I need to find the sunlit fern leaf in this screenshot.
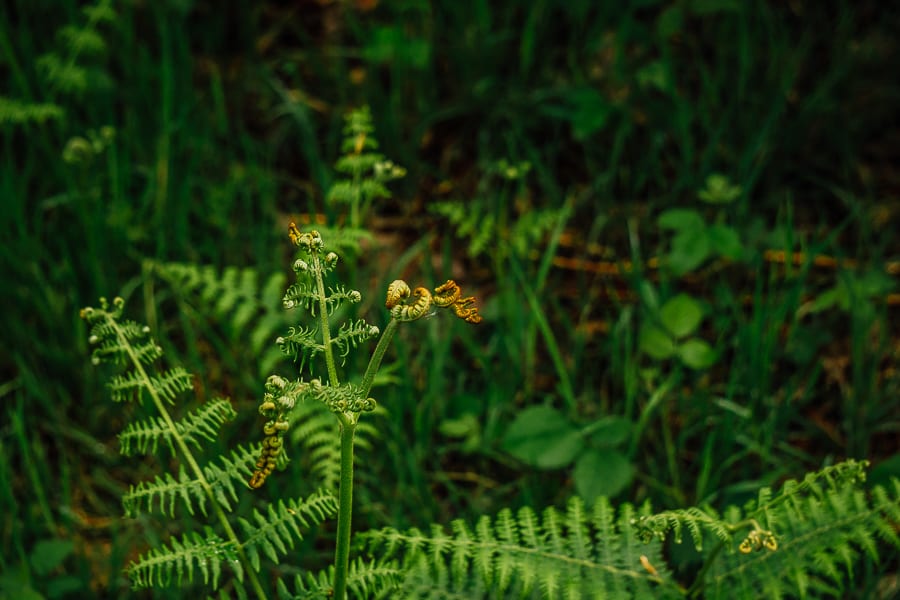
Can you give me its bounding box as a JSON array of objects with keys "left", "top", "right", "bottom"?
[
  {"left": 276, "top": 557, "right": 402, "bottom": 600},
  {"left": 119, "top": 397, "right": 236, "bottom": 456},
  {"left": 237, "top": 492, "right": 339, "bottom": 573},
  {"left": 126, "top": 526, "right": 242, "bottom": 590},
  {"left": 360, "top": 496, "right": 681, "bottom": 600}
]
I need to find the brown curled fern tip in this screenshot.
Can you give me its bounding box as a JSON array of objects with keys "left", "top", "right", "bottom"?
[
  {"left": 249, "top": 375, "right": 294, "bottom": 489},
  {"left": 387, "top": 278, "right": 482, "bottom": 324}
]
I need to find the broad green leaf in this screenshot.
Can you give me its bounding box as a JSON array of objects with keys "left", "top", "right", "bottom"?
[
  {"left": 574, "top": 448, "right": 634, "bottom": 503},
  {"left": 678, "top": 338, "right": 717, "bottom": 370},
  {"left": 502, "top": 406, "right": 583, "bottom": 469},
  {"left": 660, "top": 294, "right": 703, "bottom": 338},
  {"left": 639, "top": 323, "right": 676, "bottom": 360},
  {"left": 439, "top": 414, "right": 479, "bottom": 438},
  {"left": 585, "top": 416, "right": 633, "bottom": 448},
  {"left": 668, "top": 229, "right": 712, "bottom": 275},
  {"left": 30, "top": 539, "right": 75, "bottom": 576},
  {"left": 707, "top": 224, "right": 744, "bottom": 260},
  {"left": 657, "top": 208, "right": 704, "bottom": 232}
]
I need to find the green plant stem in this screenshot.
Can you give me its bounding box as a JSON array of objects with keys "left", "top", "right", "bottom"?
[
  {"left": 333, "top": 419, "right": 356, "bottom": 600},
  {"left": 332, "top": 318, "right": 399, "bottom": 598},
  {"left": 360, "top": 318, "right": 399, "bottom": 399},
  {"left": 108, "top": 312, "right": 268, "bottom": 600},
  {"left": 314, "top": 256, "right": 341, "bottom": 387}
]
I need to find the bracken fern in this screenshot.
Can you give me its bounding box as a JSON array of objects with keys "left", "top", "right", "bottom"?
[
  {"left": 81, "top": 297, "right": 337, "bottom": 598},
  {"left": 355, "top": 458, "right": 899, "bottom": 599}
]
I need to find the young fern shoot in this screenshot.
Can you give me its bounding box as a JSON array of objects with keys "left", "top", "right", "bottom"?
[{"left": 248, "top": 225, "right": 481, "bottom": 600}]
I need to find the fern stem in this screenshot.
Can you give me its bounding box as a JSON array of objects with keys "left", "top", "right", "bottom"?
[
  {"left": 331, "top": 318, "right": 399, "bottom": 598},
  {"left": 314, "top": 255, "right": 341, "bottom": 387},
  {"left": 107, "top": 313, "right": 268, "bottom": 600},
  {"left": 359, "top": 318, "right": 399, "bottom": 400},
  {"left": 333, "top": 420, "right": 356, "bottom": 600}
]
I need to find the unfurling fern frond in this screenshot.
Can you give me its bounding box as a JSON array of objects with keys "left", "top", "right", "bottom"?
[{"left": 359, "top": 496, "right": 683, "bottom": 600}]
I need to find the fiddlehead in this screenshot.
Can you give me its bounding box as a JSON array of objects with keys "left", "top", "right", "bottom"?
[
  {"left": 387, "top": 279, "right": 483, "bottom": 324},
  {"left": 249, "top": 375, "right": 296, "bottom": 489}
]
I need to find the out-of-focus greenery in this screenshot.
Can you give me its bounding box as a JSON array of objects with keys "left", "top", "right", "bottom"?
[{"left": 2, "top": 0, "right": 899, "bottom": 597}]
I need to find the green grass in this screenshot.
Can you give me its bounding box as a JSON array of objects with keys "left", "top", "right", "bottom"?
[{"left": 2, "top": 0, "right": 899, "bottom": 596}]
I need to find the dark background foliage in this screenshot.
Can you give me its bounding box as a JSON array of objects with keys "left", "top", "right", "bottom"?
[{"left": 2, "top": 0, "right": 899, "bottom": 596}]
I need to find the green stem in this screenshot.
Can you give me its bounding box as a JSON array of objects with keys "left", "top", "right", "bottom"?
[
  {"left": 360, "top": 318, "right": 399, "bottom": 399},
  {"left": 332, "top": 318, "right": 399, "bottom": 599},
  {"left": 333, "top": 420, "right": 356, "bottom": 600},
  {"left": 314, "top": 256, "right": 341, "bottom": 387}
]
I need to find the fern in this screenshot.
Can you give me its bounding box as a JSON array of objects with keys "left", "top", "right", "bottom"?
[
  {"left": 150, "top": 261, "right": 289, "bottom": 377},
  {"left": 238, "top": 492, "right": 340, "bottom": 573},
  {"left": 126, "top": 526, "right": 240, "bottom": 590},
  {"left": 357, "top": 459, "right": 900, "bottom": 599},
  {"left": 0, "top": 97, "right": 64, "bottom": 126},
  {"left": 119, "top": 397, "right": 237, "bottom": 456},
  {"left": 82, "top": 297, "right": 336, "bottom": 597},
  {"left": 4, "top": 0, "right": 115, "bottom": 127},
  {"left": 360, "top": 495, "right": 683, "bottom": 599},
  {"left": 325, "top": 105, "right": 405, "bottom": 231},
  {"left": 277, "top": 557, "right": 403, "bottom": 599}
]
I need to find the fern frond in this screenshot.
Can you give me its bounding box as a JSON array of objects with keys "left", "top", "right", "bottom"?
[
  {"left": 202, "top": 443, "right": 261, "bottom": 508},
  {"left": 238, "top": 491, "right": 339, "bottom": 573},
  {"left": 288, "top": 400, "right": 381, "bottom": 494},
  {"left": 0, "top": 96, "right": 64, "bottom": 126},
  {"left": 331, "top": 319, "right": 380, "bottom": 361},
  {"left": 123, "top": 465, "right": 207, "bottom": 518},
  {"left": 152, "top": 261, "right": 289, "bottom": 374},
  {"left": 360, "top": 496, "right": 683, "bottom": 599},
  {"left": 289, "top": 401, "right": 341, "bottom": 492},
  {"left": 276, "top": 558, "right": 402, "bottom": 600},
  {"left": 84, "top": 297, "right": 268, "bottom": 594},
  {"left": 108, "top": 366, "right": 193, "bottom": 404},
  {"left": 283, "top": 281, "right": 320, "bottom": 313},
  {"left": 126, "top": 526, "right": 242, "bottom": 590},
  {"left": 278, "top": 325, "right": 322, "bottom": 365},
  {"left": 121, "top": 442, "right": 258, "bottom": 519},
  {"left": 304, "top": 225, "right": 373, "bottom": 258},
  {"left": 703, "top": 475, "right": 900, "bottom": 599},
  {"left": 119, "top": 397, "right": 236, "bottom": 456}
]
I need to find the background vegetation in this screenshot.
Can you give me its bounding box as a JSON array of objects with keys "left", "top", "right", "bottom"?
[{"left": 2, "top": 0, "right": 899, "bottom": 597}]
